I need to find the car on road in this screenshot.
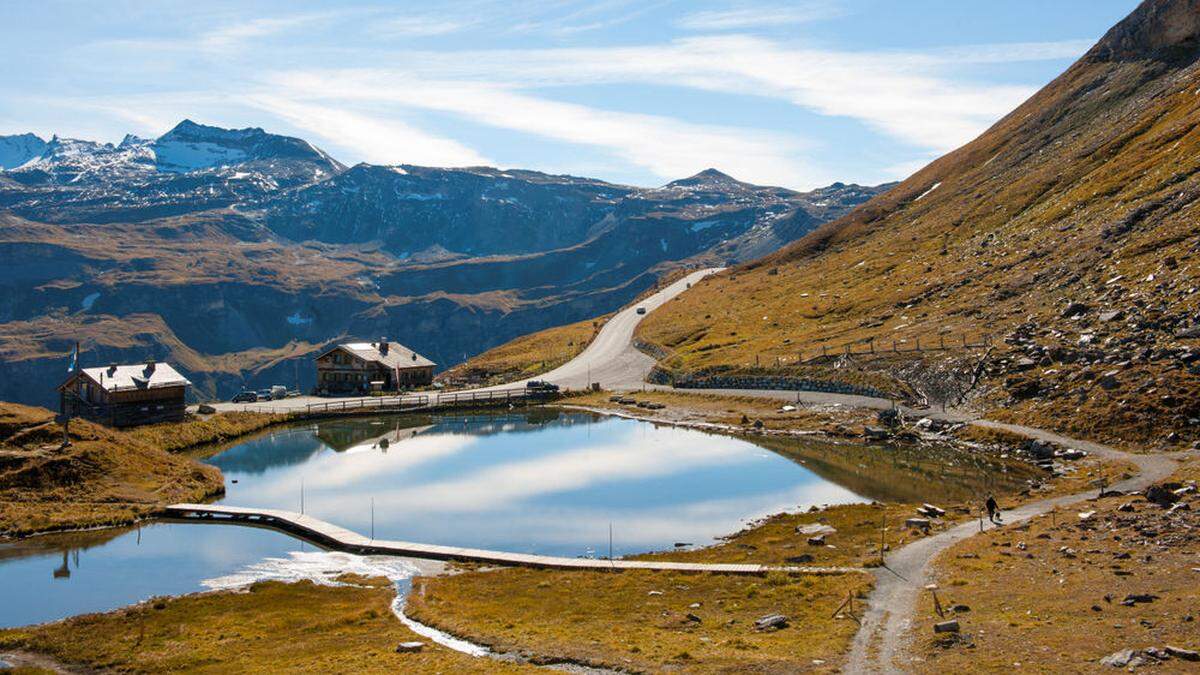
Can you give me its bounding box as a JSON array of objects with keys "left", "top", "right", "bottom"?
[
  {"left": 526, "top": 380, "right": 560, "bottom": 393},
  {"left": 231, "top": 391, "right": 257, "bottom": 403},
  {"left": 636, "top": 306, "right": 647, "bottom": 314},
  {"left": 270, "top": 385, "right": 287, "bottom": 400},
  {"left": 256, "top": 389, "right": 274, "bottom": 401}
]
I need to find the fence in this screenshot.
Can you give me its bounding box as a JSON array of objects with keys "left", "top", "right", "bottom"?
[
  {"left": 791, "top": 332, "right": 993, "bottom": 365},
  {"left": 298, "top": 387, "right": 548, "bottom": 418}
]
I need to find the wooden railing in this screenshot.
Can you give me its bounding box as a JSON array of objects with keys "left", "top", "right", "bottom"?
[{"left": 301, "top": 387, "right": 548, "bottom": 417}]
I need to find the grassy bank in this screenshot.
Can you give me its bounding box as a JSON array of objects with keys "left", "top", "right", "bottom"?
[
  {"left": 407, "top": 568, "right": 871, "bottom": 673},
  {"left": 0, "top": 403, "right": 277, "bottom": 537},
  {"left": 437, "top": 314, "right": 611, "bottom": 387},
  {"left": 910, "top": 458, "right": 1200, "bottom": 672},
  {"left": 0, "top": 576, "right": 531, "bottom": 673}
]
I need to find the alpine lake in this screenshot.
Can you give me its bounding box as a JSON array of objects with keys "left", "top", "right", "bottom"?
[{"left": 0, "top": 408, "right": 1036, "bottom": 627}]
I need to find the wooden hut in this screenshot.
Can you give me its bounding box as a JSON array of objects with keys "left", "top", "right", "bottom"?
[{"left": 58, "top": 360, "right": 191, "bottom": 427}]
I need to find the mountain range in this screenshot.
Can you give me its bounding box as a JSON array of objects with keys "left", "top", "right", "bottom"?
[{"left": 0, "top": 120, "right": 890, "bottom": 405}]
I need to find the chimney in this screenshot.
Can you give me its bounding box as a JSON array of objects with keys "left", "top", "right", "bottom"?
[
  {"left": 412, "top": 351, "right": 417, "bottom": 361},
  {"left": 379, "top": 338, "right": 389, "bottom": 355},
  {"left": 145, "top": 359, "right": 156, "bottom": 375},
  {"left": 108, "top": 363, "right": 118, "bottom": 376}
]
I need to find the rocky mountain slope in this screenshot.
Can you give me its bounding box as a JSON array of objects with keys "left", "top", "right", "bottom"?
[
  {"left": 639, "top": 0, "right": 1200, "bottom": 447},
  {"left": 0, "top": 122, "right": 886, "bottom": 405}
]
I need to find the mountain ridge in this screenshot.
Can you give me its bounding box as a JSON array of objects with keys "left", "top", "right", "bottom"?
[
  {"left": 638, "top": 0, "right": 1200, "bottom": 447},
  {"left": 0, "top": 120, "right": 890, "bottom": 405}
]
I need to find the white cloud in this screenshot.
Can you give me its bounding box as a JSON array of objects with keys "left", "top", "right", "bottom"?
[
  {"left": 370, "top": 16, "right": 475, "bottom": 38},
  {"left": 678, "top": 2, "right": 845, "bottom": 31},
  {"left": 362, "top": 34, "right": 1082, "bottom": 153},
  {"left": 246, "top": 94, "right": 492, "bottom": 167},
  {"left": 198, "top": 14, "right": 331, "bottom": 53},
  {"left": 268, "top": 71, "right": 823, "bottom": 185}
]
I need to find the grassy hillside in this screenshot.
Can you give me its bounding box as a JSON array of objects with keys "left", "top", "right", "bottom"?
[
  {"left": 437, "top": 314, "right": 611, "bottom": 386},
  {"left": 0, "top": 403, "right": 273, "bottom": 536},
  {"left": 639, "top": 0, "right": 1200, "bottom": 448}
]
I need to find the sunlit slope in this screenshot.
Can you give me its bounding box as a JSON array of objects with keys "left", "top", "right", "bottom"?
[{"left": 639, "top": 0, "right": 1200, "bottom": 445}]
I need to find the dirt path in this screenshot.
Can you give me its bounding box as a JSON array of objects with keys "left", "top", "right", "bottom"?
[{"left": 842, "top": 418, "right": 1184, "bottom": 674}]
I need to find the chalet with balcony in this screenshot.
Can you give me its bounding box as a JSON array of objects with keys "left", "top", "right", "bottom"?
[
  {"left": 58, "top": 360, "right": 191, "bottom": 427},
  {"left": 315, "top": 339, "right": 435, "bottom": 395}
]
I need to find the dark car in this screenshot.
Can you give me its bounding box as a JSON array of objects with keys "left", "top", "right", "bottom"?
[
  {"left": 526, "top": 380, "right": 560, "bottom": 393},
  {"left": 231, "top": 391, "right": 258, "bottom": 403}
]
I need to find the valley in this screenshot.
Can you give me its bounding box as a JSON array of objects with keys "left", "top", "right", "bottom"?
[{"left": 0, "top": 123, "right": 888, "bottom": 407}]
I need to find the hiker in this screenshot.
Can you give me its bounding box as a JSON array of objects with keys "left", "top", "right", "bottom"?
[{"left": 985, "top": 494, "right": 1001, "bottom": 524}]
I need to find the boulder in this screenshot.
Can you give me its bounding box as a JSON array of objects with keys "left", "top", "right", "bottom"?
[
  {"left": 197, "top": 403, "right": 217, "bottom": 414},
  {"left": 395, "top": 642, "right": 425, "bottom": 653},
  {"left": 918, "top": 503, "right": 946, "bottom": 517},
  {"left": 1165, "top": 646, "right": 1200, "bottom": 661},
  {"left": 754, "top": 614, "right": 789, "bottom": 631},
  {"left": 905, "top": 517, "right": 932, "bottom": 531},
  {"left": 1145, "top": 485, "right": 1180, "bottom": 507},
  {"left": 933, "top": 620, "right": 960, "bottom": 633},
  {"left": 1100, "top": 649, "right": 1146, "bottom": 668},
  {"left": 785, "top": 554, "right": 815, "bottom": 564},
  {"left": 807, "top": 534, "right": 826, "bottom": 546},
  {"left": 1061, "top": 301, "right": 1090, "bottom": 318},
  {"left": 863, "top": 426, "right": 890, "bottom": 441}
]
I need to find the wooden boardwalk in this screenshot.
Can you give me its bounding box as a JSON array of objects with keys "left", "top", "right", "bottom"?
[{"left": 163, "top": 503, "right": 863, "bottom": 576}]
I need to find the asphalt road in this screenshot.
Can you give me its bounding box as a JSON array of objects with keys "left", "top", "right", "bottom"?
[{"left": 203, "top": 267, "right": 722, "bottom": 413}]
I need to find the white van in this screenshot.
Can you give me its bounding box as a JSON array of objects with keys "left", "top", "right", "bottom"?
[{"left": 270, "top": 385, "right": 288, "bottom": 400}]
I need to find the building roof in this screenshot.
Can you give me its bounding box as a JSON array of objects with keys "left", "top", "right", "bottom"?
[
  {"left": 61, "top": 361, "right": 191, "bottom": 393},
  {"left": 319, "top": 341, "right": 436, "bottom": 369}
]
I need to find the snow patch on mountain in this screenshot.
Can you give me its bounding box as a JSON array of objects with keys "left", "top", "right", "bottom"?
[{"left": 153, "top": 139, "right": 249, "bottom": 173}]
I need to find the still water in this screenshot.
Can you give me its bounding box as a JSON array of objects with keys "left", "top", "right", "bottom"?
[{"left": 0, "top": 410, "right": 1029, "bottom": 627}]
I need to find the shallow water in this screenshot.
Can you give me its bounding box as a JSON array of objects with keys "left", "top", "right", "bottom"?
[{"left": 0, "top": 409, "right": 1030, "bottom": 628}]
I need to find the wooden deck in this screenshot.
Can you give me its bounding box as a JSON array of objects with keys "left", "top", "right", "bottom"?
[{"left": 163, "top": 503, "right": 864, "bottom": 576}]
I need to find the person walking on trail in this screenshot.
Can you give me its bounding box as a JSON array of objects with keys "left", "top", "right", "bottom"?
[{"left": 985, "top": 494, "right": 1001, "bottom": 524}]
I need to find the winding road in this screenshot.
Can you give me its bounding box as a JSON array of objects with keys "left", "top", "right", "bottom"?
[
  {"left": 204, "top": 265, "right": 1187, "bottom": 672},
  {"left": 521, "top": 276, "right": 1186, "bottom": 673}
]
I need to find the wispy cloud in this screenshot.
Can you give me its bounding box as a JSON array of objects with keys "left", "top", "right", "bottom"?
[
  {"left": 247, "top": 95, "right": 492, "bottom": 167},
  {"left": 198, "top": 13, "right": 332, "bottom": 53},
  {"left": 369, "top": 16, "right": 475, "bottom": 38},
  {"left": 678, "top": 2, "right": 845, "bottom": 31},
  {"left": 268, "top": 71, "right": 822, "bottom": 186},
  {"left": 350, "top": 35, "right": 1081, "bottom": 153}
]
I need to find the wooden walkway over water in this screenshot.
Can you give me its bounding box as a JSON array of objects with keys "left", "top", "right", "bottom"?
[{"left": 163, "top": 503, "right": 863, "bottom": 576}]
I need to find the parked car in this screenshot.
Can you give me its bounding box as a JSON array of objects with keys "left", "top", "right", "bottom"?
[
  {"left": 270, "top": 385, "right": 287, "bottom": 400},
  {"left": 256, "top": 389, "right": 274, "bottom": 401},
  {"left": 636, "top": 306, "right": 647, "bottom": 315},
  {"left": 231, "top": 391, "right": 257, "bottom": 403},
  {"left": 526, "top": 380, "right": 560, "bottom": 393}
]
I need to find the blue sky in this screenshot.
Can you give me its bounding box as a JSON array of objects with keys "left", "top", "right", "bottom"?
[{"left": 0, "top": 0, "right": 1138, "bottom": 189}]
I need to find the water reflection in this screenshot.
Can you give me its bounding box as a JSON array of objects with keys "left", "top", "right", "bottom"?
[
  {"left": 0, "top": 523, "right": 306, "bottom": 627},
  {"left": 1, "top": 409, "right": 1036, "bottom": 628},
  {"left": 206, "top": 413, "right": 865, "bottom": 556}
]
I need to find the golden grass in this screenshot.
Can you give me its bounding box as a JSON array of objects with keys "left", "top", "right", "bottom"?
[
  {"left": 407, "top": 568, "right": 871, "bottom": 673},
  {"left": 0, "top": 404, "right": 279, "bottom": 536},
  {"left": 636, "top": 43, "right": 1200, "bottom": 447},
  {"left": 0, "top": 577, "right": 532, "bottom": 673},
  {"left": 636, "top": 502, "right": 955, "bottom": 569},
  {"left": 568, "top": 389, "right": 871, "bottom": 432},
  {"left": 911, "top": 490, "right": 1200, "bottom": 673},
  {"left": 438, "top": 314, "right": 611, "bottom": 386}
]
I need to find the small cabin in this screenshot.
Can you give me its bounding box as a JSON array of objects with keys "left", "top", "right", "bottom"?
[
  {"left": 58, "top": 360, "right": 191, "bottom": 427},
  {"left": 315, "top": 339, "right": 435, "bottom": 395}
]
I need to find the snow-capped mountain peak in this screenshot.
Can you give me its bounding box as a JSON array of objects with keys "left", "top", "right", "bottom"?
[{"left": 0, "top": 133, "right": 48, "bottom": 170}]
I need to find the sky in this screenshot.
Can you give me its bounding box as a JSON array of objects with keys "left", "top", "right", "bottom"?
[{"left": 0, "top": 0, "right": 1140, "bottom": 190}]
